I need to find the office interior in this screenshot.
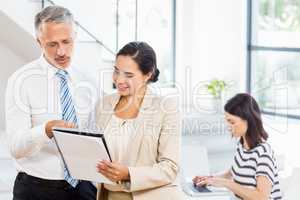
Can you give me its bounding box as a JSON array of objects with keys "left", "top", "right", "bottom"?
[{"left": 0, "top": 0, "right": 299, "bottom": 199}]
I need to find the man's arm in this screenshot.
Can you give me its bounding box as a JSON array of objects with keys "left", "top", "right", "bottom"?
[
  {"left": 5, "top": 77, "right": 51, "bottom": 159},
  {"left": 5, "top": 77, "right": 73, "bottom": 159}
]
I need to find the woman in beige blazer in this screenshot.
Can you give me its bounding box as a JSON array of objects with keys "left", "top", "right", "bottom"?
[{"left": 94, "top": 42, "right": 183, "bottom": 200}]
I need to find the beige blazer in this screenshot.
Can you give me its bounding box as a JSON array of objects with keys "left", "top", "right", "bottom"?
[{"left": 95, "top": 87, "right": 183, "bottom": 200}]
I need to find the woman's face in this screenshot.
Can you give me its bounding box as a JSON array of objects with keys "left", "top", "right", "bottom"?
[
  {"left": 113, "top": 55, "right": 151, "bottom": 97},
  {"left": 225, "top": 112, "right": 248, "bottom": 138}
]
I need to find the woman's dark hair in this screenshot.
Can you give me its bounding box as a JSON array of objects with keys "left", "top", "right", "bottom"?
[
  {"left": 116, "top": 41, "right": 160, "bottom": 83},
  {"left": 224, "top": 93, "right": 268, "bottom": 149}
]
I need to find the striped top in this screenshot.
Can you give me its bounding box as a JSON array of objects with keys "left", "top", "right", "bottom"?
[{"left": 231, "top": 142, "right": 282, "bottom": 200}]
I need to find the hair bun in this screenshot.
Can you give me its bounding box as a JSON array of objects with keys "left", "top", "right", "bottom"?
[{"left": 151, "top": 68, "right": 160, "bottom": 82}]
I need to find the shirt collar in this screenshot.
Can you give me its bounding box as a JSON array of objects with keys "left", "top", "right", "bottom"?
[{"left": 38, "top": 55, "right": 74, "bottom": 81}]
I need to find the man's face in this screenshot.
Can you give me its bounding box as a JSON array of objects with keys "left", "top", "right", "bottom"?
[{"left": 37, "top": 22, "right": 75, "bottom": 69}]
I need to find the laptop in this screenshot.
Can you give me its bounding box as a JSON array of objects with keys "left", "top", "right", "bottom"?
[{"left": 180, "top": 145, "right": 230, "bottom": 197}]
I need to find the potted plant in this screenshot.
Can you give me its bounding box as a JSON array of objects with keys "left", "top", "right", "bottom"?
[{"left": 205, "top": 79, "right": 229, "bottom": 113}]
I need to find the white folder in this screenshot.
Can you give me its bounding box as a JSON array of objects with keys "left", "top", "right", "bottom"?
[{"left": 53, "top": 127, "right": 115, "bottom": 184}]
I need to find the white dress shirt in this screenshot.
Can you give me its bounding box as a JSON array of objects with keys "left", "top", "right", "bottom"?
[{"left": 5, "top": 55, "right": 100, "bottom": 180}]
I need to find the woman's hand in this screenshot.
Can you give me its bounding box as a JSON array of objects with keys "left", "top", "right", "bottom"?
[
  {"left": 198, "top": 176, "right": 231, "bottom": 188},
  {"left": 96, "top": 160, "right": 130, "bottom": 182},
  {"left": 192, "top": 175, "right": 213, "bottom": 186}
]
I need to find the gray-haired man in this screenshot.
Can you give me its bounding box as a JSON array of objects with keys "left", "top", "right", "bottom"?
[{"left": 5, "top": 6, "right": 97, "bottom": 200}]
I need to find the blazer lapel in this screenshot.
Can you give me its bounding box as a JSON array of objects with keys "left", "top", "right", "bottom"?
[
  {"left": 121, "top": 87, "right": 154, "bottom": 166},
  {"left": 96, "top": 93, "right": 120, "bottom": 129}
]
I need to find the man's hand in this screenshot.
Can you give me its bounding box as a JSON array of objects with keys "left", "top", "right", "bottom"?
[{"left": 45, "top": 120, "right": 76, "bottom": 138}]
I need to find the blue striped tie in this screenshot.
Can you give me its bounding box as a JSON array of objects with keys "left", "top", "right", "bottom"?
[{"left": 56, "top": 69, "right": 79, "bottom": 187}]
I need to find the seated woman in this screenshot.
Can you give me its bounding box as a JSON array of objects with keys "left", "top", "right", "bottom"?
[
  {"left": 94, "top": 42, "right": 183, "bottom": 200},
  {"left": 193, "top": 93, "right": 282, "bottom": 200}
]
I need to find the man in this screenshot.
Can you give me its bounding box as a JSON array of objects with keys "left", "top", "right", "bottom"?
[{"left": 5, "top": 6, "right": 97, "bottom": 200}]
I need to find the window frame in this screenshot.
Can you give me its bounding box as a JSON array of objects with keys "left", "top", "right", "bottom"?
[{"left": 247, "top": 0, "right": 300, "bottom": 120}]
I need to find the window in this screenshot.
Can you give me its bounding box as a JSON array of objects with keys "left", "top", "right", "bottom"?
[
  {"left": 117, "top": 0, "right": 176, "bottom": 86},
  {"left": 248, "top": 0, "right": 300, "bottom": 118}
]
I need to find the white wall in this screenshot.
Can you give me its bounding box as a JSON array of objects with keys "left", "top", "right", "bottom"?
[
  {"left": 0, "top": 0, "right": 40, "bottom": 36},
  {"left": 176, "top": 0, "right": 247, "bottom": 108}
]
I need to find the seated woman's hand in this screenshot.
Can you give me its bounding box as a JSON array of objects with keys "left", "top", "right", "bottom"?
[
  {"left": 199, "top": 176, "right": 230, "bottom": 188},
  {"left": 192, "top": 176, "right": 213, "bottom": 186},
  {"left": 96, "top": 160, "right": 130, "bottom": 182}
]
